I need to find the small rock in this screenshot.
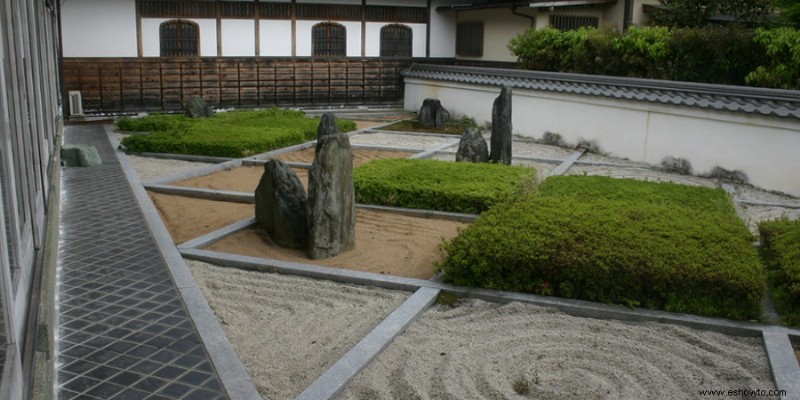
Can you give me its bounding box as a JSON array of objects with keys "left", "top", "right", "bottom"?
[
  {"left": 419, "top": 98, "right": 449, "bottom": 129},
  {"left": 661, "top": 157, "right": 693, "bottom": 175},
  {"left": 708, "top": 166, "right": 748, "bottom": 184},
  {"left": 455, "top": 128, "right": 489, "bottom": 163},
  {"left": 61, "top": 145, "right": 102, "bottom": 167},
  {"left": 184, "top": 96, "right": 213, "bottom": 118},
  {"left": 255, "top": 159, "right": 308, "bottom": 249}
]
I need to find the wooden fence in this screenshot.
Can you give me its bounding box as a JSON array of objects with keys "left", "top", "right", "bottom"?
[{"left": 63, "top": 57, "right": 445, "bottom": 113}]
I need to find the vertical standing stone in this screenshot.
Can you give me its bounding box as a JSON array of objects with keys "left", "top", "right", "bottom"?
[
  {"left": 254, "top": 159, "right": 308, "bottom": 249},
  {"left": 419, "top": 98, "right": 449, "bottom": 129},
  {"left": 490, "top": 86, "right": 513, "bottom": 165},
  {"left": 455, "top": 127, "right": 489, "bottom": 163},
  {"left": 307, "top": 113, "right": 356, "bottom": 259}
]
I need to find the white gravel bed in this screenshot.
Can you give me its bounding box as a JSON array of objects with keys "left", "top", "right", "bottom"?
[{"left": 349, "top": 132, "right": 457, "bottom": 150}]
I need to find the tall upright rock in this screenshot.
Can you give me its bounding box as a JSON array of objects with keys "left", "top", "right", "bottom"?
[
  {"left": 254, "top": 159, "right": 308, "bottom": 249},
  {"left": 490, "top": 86, "right": 513, "bottom": 165},
  {"left": 419, "top": 98, "right": 449, "bottom": 129},
  {"left": 455, "top": 127, "right": 489, "bottom": 163},
  {"left": 307, "top": 113, "right": 356, "bottom": 259}
]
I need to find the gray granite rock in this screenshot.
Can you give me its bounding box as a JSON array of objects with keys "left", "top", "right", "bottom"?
[
  {"left": 61, "top": 145, "right": 102, "bottom": 167},
  {"left": 307, "top": 114, "right": 356, "bottom": 259},
  {"left": 490, "top": 86, "right": 512, "bottom": 165},
  {"left": 184, "top": 96, "right": 214, "bottom": 118},
  {"left": 456, "top": 128, "right": 489, "bottom": 163},
  {"left": 255, "top": 159, "right": 308, "bottom": 249},
  {"left": 419, "top": 98, "right": 449, "bottom": 129}
]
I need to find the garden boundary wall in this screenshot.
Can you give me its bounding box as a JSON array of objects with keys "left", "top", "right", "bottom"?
[
  {"left": 403, "top": 64, "right": 800, "bottom": 197},
  {"left": 63, "top": 57, "right": 455, "bottom": 114}
]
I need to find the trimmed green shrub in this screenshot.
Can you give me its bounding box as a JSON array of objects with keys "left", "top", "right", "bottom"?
[
  {"left": 353, "top": 159, "right": 536, "bottom": 214},
  {"left": 758, "top": 219, "right": 800, "bottom": 326},
  {"left": 438, "top": 176, "right": 765, "bottom": 321},
  {"left": 118, "top": 108, "right": 356, "bottom": 158}
]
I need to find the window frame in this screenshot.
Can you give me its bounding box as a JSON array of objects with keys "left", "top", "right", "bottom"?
[
  {"left": 455, "top": 21, "right": 484, "bottom": 58},
  {"left": 380, "top": 24, "right": 413, "bottom": 58},
  {"left": 312, "top": 22, "right": 347, "bottom": 57},
  {"left": 159, "top": 19, "right": 200, "bottom": 57}
]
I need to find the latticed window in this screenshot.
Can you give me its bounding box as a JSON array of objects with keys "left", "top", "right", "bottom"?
[
  {"left": 380, "top": 24, "right": 412, "bottom": 57},
  {"left": 549, "top": 15, "right": 599, "bottom": 31},
  {"left": 160, "top": 20, "right": 199, "bottom": 57},
  {"left": 312, "top": 22, "right": 346, "bottom": 57},
  {"left": 456, "top": 22, "right": 483, "bottom": 57}
]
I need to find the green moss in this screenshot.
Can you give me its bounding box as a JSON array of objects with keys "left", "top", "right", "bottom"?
[
  {"left": 759, "top": 218, "right": 800, "bottom": 327},
  {"left": 438, "top": 175, "right": 765, "bottom": 321},
  {"left": 118, "top": 108, "right": 357, "bottom": 158},
  {"left": 381, "top": 118, "right": 476, "bottom": 135},
  {"left": 353, "top": 159, "right": 536, "bottom": 214}
]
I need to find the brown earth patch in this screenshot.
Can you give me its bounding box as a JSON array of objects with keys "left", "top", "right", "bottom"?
[
  {"left": 149, "top": 192, "right": 254, "bottom": 244},
  {"left": 272, "top": 147, "right": 413, "bottom": 165},
  {"left": 205, "top": 209, "right": 466, "bottom": 279}
]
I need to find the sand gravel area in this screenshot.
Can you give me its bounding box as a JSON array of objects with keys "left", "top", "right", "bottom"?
[
  {"left": 117, "top": 125, "right": 800, "bottom": 400},
  {"left": 186, "top": 260, "right": 408, "bottom": 400},
  {"left": 340, "top": 299, "right": 778, "bottom": 400},
  {"left": 205, "top": 209, "right": 466, "bottom": 279},
  {"left": 125, "top": 154, "right": 214, "bottom": 182}
]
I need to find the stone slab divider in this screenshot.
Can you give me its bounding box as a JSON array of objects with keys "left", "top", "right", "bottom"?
[
  {"left": 763, "top": 327, "right": 800, "bottom": 400},
  {"left": 549, "top": 148, "right": 587, "bottom": 176},
  {"left": 127, "top": 152, "right": 234, "bottom": 164},
  {"left": 105, "top": 126, "right": 263, "bottom": 400},
  {"left": 177, "top": 218, "right": 258, "bottom": 250},
  {"left": 295, "top": 287, "right": 441, "bottom": 400},
  {"left": 145, "top": 184, "right": 256, "bottom": 204},
  {"left": 409, "top": 139, "right": 461, "bottom": 160}
]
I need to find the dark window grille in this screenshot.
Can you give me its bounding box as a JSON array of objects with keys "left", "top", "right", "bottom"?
[
  {"left": 549, "top": 14, "right": 599, "bottom": 30},
  {"left": 160, "top": 20, "right": 199, "bottom": 57},
  {"left": 366, "top": 6, "right": 427, "bottom": 23},
  {"left": 219, "top": 2, "right": 255, "bottom": 18},
  {"left": 456, "top": 22, "right": 483, "bottom": 57},
  {"left": 312, "top": 22, "right": 346, "bottom": 57},
  {"left": 259, "top": 2, "right": 292, "bottom": 19},
  {"left": 380, "top": 24, "right": 412, "bottom": 57},
  {"left": 140, "top": 1, "right": 216, "bottom": 18},
  {"left": 298, "top": 4, "right": 361, "bottom": 20}
]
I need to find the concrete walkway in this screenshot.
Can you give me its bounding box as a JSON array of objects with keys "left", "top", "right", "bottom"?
[{"left": 56, "top": 125, "right": 235, "bottom": 400}]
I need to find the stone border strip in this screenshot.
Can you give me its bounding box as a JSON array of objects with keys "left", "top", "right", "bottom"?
[
  {"left": 549, "top": 148, "right": 588, "bottom": 176},
  {"left": 105, "top": 126, "right": 262, "bottom": 400},
  {"left": 295, "top": 287, "right": 440, "bottom": 400},
  {"left": 356, "top": 204, "right": 478, "bottom": 223},
  {"left": 146, "top": 159, "right": 244, "bottom": 186},
  {"left": 763, "top": 327, "right": 800, "bottom": 399},
  {"left": 126, "top": 152, "right": 234, "bottom": 164},
  {"left": 177, "top": 218, "right": 257, "bottom": 250},
  {"left": 145, "top": 184, "right": 256, "bottom": 204},
  {"left": 409, "top": 139, "right": 461, "bottom": 160},
  {"left": 737, "top": 199, "right": 800, "bottom": 209}
]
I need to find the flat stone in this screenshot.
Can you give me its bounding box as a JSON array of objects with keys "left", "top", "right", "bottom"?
[
  {"left": 455, "top": 128, "right": 489, "bottom": 163},
  {"left": 490, "top": 86, "right": 512, "bottom": 165},
  {"left": 307, "top": 114, "right": 356, "bottom": 260},
  {"left": 255, "top": 159, "right": 308, "bottom": 249}
]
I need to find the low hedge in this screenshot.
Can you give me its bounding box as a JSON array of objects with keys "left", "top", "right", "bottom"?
[
  {"left": 758, "top": 219, "right": 800, "bottom": 326},
  {"left": 438, "top": 176, "right": 765, "bottom": 320},
  {"left": 353, "top": 159, "right": 536, "bottom": 214},
  {"left": 119, "top": 108, "right": 356, "bottom": 158}
]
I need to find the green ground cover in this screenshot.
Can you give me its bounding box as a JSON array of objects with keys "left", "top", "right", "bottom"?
[
  {"left": 353, "top": 159, "right": 536, "bottom": 214},
  {"left": 758, "top": 219, "right": 800, "bottom": 327},
  {"left": 118, "top": 108, "right": 356, "bottom": 158},
  {"left": 438, "top": 175, "right": 766, "bottom": 321}
]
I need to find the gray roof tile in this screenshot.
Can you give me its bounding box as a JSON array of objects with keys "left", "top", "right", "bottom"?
[{"left": 403, "top": 64, "right": 800, "bottom": 120}]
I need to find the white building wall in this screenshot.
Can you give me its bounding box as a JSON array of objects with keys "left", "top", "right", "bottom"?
[
  {"left": 404, "top": 79, "right": 800, "bottom": 197},
  {"left": 141, "top": 18, "right": 218, "bottom": 57},
  {"left": 61, "top": 0, "right": 138, "bottom": 57},
  {"left": 260, "top": 20, "right": 294, "bottom": 56},
  {"left": 364, "top": 23, "right": 427, "bottom": 57},
  {"left": 429, "top": 0, "right": 458, "bottom": 57},
  {"left": 295, "top": 20, "right": 361, "bottom": 57},
  {"left": 221, "top": 20, "right": 256, "bottom": 56},
  {"left": 457, "top": 8, "right": 533, "bottom": 62}
]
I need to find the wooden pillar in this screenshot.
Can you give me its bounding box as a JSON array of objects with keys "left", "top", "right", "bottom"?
[
  {"left": 361, "top": 0, "right": 366, "bottom": 57},
  {"left": 291, "top": 0, "right": 297, "bottom": 57}
]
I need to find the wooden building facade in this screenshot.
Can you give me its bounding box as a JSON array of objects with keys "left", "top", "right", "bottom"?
[{"left": 1, "top": 0, "right": 63, "bottom": 398}]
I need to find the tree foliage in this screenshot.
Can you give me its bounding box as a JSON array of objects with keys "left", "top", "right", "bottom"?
[{"left": 651, "top": 0, "right": 773, "bottom": 27}]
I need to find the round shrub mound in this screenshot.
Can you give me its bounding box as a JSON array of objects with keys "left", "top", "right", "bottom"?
[
  {"left": 439, "top": 176, "right": 765, "bottom": 321},
  {"left": 353, "top": 159, "right": 536, "bottom": 214}
]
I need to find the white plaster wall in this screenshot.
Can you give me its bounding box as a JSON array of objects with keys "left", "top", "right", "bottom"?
[
  {"left": 364, "top": 23, "right": 427, "bottom": 57},
  {"left": 141, "top": 19, "right": 218, "bottom": 57},
  {"left": 405, "top": 79, "right": 800, "bottom": 196},
  {"left": 61, "top": 0, "right": 137, "bottom": 57},
  {"left": 260, "top": 20, "right": 293, "bottom": 56},
  {"left": 429, "top": 0, "right": 458, "bottom": 58},
  {"left": 221, "top": 20, "right": 256, "bottom": 56},
  {"left": 456, "top": 8, "right": 533, "bottom": 62},
  {"left": 296, "top": 21, "right": 361, "bottom": 57}
]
